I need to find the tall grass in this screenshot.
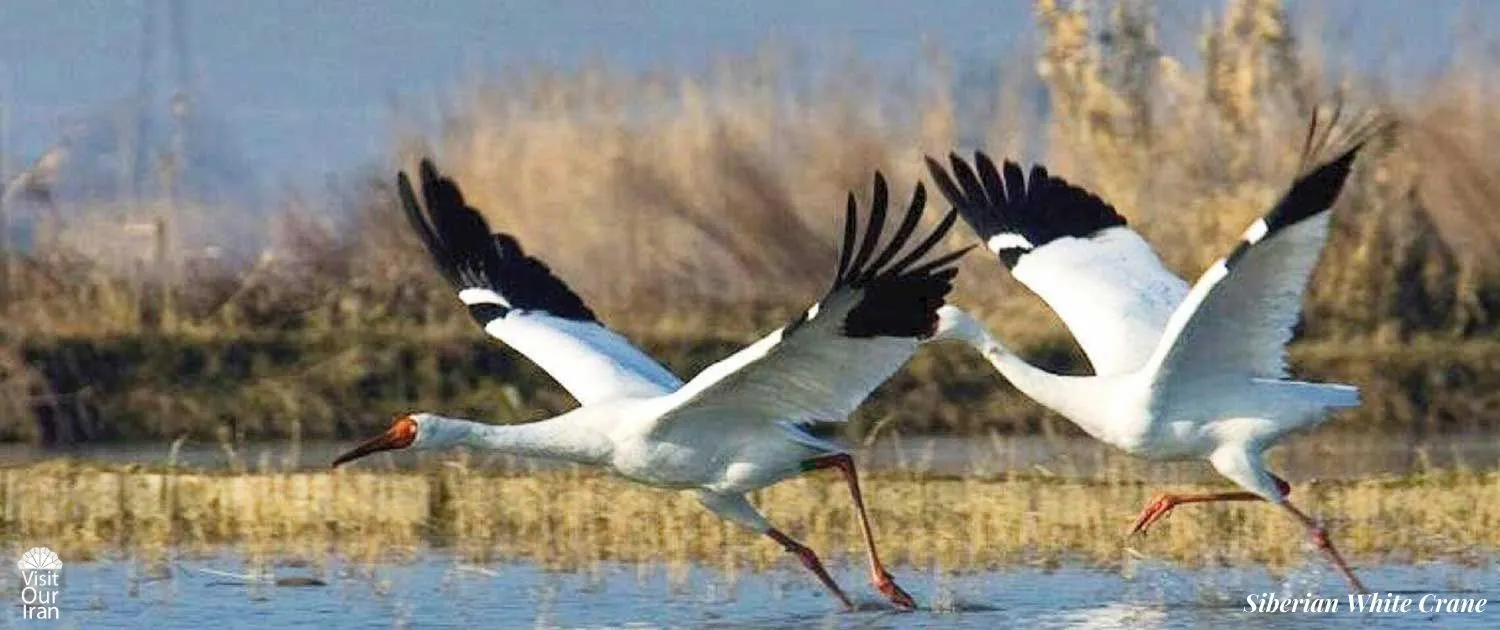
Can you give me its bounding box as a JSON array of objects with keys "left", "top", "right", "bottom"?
[
  {"left": 3, "top": 461, "right": 1495, "bottom": 572},
  {"left": 2, "top": 0, "right": 1499, "bottom": 442}
]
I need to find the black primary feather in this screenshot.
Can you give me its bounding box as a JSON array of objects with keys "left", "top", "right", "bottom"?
[
  {"left": 397, "top": 159, "right": 598, "bottom": 324},
  {"left": 1223, "top": 107, "right": 1393, "bottom": 271},
  {"left": 789, "top": 173, "right": 970, "bottom": 339},
  {"left": 925, "top": 152, "right": 1126, "bottom": 269},
  {"left": 1260, "top": 108, "right": 1386, "bottom": 236},
  {"left": 842, "top": 172, "right": 890, "bottom": 283},
  {"left": 1259, "top": 144, "right": 1361, "bottom": 233}
]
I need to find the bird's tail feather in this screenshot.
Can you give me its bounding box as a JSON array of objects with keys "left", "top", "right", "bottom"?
[{"left": 1254, "top": 378, "right": 1361, "bottom": 409}]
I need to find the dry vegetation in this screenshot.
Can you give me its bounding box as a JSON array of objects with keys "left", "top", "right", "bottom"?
[
  {"left": 2, "top": 460, "right": 1494, "bottom": 573},
  {"left": 2, "top": 0, "right": 1499, "bottom": 443}
]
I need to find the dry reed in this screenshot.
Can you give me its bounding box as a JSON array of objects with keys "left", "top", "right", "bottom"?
[
  {"left": 2, "top": 0, "right": 1499, "bottom": 443},
  {"left": 2, "top": 461, "right": 1494, "bottom": 574}
]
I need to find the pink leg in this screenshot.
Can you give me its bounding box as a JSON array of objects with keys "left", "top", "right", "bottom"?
[
  {"left": 805, "top": 453, "right": 916, "bottom": 609},
  {"left": 1131, "top": 475, "right": 1293, "bottom": 534},
  {"left": 1129, "top": 474, "right": 1367, "bottom": 593},
  {"left": 1131, "top": 491, "right": 1264, "bottom": 534},
  {"left": 766, "top": 528, "right": 854, "bottom": 610},
  {"left": 1280, "top": 502, "right": 1369, "bottom": 594}
]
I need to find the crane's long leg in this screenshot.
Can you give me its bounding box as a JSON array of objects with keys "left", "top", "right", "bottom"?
[
  {"left": 1281, "top": 501, "right": 1369, "bottom": 594},
  {"left": 803, "top": 453, "right": 916, "bottom": 609},
  {"left": 1143, "top": 451, "right": 1369, "bottom": 594},
  {"left": 695, "top": 491, "right": 854, "bottom": 610},
  {"left": 765, "top": 528, "right": 854, "bottom": 610},
  {"left": 1130, "top": 474, "right": 1292, "bottom": 534}
]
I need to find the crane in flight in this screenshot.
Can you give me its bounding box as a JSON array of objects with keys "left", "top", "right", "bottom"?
[
  {"left": 925, "top": 109, "right": 1388, "bottom": 593},
  {"left": 334, "top": 159, "right": 972, "bottom": 610}
]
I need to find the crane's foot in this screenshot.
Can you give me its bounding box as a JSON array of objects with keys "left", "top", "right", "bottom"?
[
  {"left": 874, "top": 571, "right": 916, "bottom": 610},
  {"left": 1130, "top": 493, "right": 1179, "bottom": 535}
]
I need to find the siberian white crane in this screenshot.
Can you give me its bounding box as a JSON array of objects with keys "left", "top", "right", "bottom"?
[
  {"left": 925, "top": 110, "right": 1387, "bottom": 593},
  {"left": 333, "top": 159, "right": 972, "bottom": 610}
]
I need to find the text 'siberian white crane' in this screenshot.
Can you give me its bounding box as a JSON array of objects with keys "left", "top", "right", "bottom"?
[
  {"left": 333, "top": 159, "right": 973, "bottom": 610},
  {"left": 925, "top": 110, "right": 1388, "bottom": 593}
]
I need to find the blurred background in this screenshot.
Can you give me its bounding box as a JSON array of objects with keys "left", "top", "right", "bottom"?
[{"left": 1, "top": 0, "right": 1497, "bottom": 451}]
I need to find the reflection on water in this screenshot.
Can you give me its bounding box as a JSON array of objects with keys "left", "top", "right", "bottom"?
[
  {"left": 6, "top": 555, "right": 1492, "bottom": 629},
  {"left": 1, "top": 432, "right": 1493, "bottom": 481}
]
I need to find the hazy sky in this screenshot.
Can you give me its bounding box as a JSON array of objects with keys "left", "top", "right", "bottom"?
[{"left": 0, "top": 0, "right": 1491, "bottom": 192}]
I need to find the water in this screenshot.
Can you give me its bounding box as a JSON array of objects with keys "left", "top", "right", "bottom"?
[{"left": 3, "top": 555, "right": 1494, "bottom": 629}]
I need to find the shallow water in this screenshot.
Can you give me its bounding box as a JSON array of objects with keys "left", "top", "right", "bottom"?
[{"left": 4, "top": 555, "right": 1494, "bottom": 629}]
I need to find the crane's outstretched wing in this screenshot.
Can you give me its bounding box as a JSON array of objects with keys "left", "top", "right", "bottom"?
[
  {"left": 653, "top": 174, "right": 968, "bottom": 438},
  {"left": 1144, "top": 112, "right": 1385, "bottom": 411},
  {"left": 926, "top": 153, "right": 1188, "bottom": 375},
  {"left": 399, "top": 160, "right": 683, "bottom": 405}
]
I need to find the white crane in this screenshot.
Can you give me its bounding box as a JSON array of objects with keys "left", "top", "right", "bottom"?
[
  {"left": 925, "top": 110, "right": 1387, "bottom": 593},
  {"left": 333, "top": 159, "right": 973, "bottom": 610}
]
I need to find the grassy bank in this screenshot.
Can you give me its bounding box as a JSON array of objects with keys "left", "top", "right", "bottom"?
[
  {"left": 4, "top": 330, "right": 1499, "bottom": 443},
  {"left": 3, "top": 0, "right": 1499, "bottom": 443},
  {"left": 2, "top": 462, "right": 1495, "bottom": 573}
]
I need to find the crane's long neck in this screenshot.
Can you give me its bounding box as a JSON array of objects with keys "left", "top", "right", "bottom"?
[
  {"left": 423, "top": 414, "right": 613, "bottom": 466},
  {"left": 931, "top": 307, "right": 1117, "bottom": 440}
]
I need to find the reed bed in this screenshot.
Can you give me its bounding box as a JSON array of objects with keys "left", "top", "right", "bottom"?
[
  {"left": 2, "top": 0, "right": 1500, "bottom": 444},
  {"left": 2, "top": 461, "right": 1494, "bottom": 574}
]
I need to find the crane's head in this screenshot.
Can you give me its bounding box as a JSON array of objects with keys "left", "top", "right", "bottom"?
[{"left": 332, "top": 413, "right": 427, "bottom": 467}]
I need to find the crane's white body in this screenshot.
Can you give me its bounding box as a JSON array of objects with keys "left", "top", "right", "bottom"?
[
  {"left": 416, "top": 279, "right": 948, "bottom": 528},
  {"left": 338, "top": 161, "right": 966, "bottom": 608},
  {"left": 409, "top": 395, "right": 834, "bottom": 497},
  {"left": 926, "top": 122, "right": 1372, "bottom": 503},
  {"left": 927, "top": 115, "right": 1382, "bottom": 592}
]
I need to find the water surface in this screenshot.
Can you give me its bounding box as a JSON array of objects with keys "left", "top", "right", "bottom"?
[{"left": 4, "top": 555, "right": 1494, "bottom": 629}]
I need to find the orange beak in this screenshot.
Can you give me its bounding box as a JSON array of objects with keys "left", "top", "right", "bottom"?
[{"left": 332, "top": 416, "right": 418, "bottom": 467}]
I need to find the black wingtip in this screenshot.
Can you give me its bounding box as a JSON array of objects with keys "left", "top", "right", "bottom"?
[
  {"left": 814, "top": 172, "right": 969, "bottom": 340},
  {"left": 1261, "top": 129, "right": 1371, "bottom": 234},
  {"left": 844, "top": 173, "right": 890, "bottom": 281},
  {"left": 398, "top": 157, "right": 600, "bottom": 324},
  {"left": 418, "top": 159, "right": 442, "bottom": 200},
  {"left": 923, "top": 154, "right": 944, "bottom": 175},
  {"left": 862, "top": 182, "right": 928, "bottom": 280},
  {"left": 925, "top": 152, "right": 1125, "bottom": 269},
  {"left": 973, "top": 152, "right": 1007, "bottom": 203},
  {"left": 835, "top": 192, "right": 859, "bottom": 282},
  {"left": 906, "top": 242, "right": 975, "bottom": 278}
]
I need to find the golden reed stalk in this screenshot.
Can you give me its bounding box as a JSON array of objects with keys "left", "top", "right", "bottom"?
[{"left": 3, "top": 461, "right": 1494, "bottom": 572}]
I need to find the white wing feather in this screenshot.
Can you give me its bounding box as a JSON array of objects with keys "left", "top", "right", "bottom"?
[
  {"left": 484, "top": 313, "right": 683, "bottom": 404},
  {"left": 925, "top": 154, "right": 1187, "bottom": 375},
  {"left": 1145, "top": 132, "right": 1371, "bottom": 412},
  {"left": 655, "top": 291, "right": 920, "bottom": 433},
  {"left": 1011, "top": 227, "right": 1189, "bottom": 374},
  {"left": 401, "top": 160, "right": 683, "bottom": 406},
  {"left": 649, "top": 173, "right": 964, "bottom": 437},
  {"left": 1146, "top": 213, "right": 1330, "bottom": 402}
]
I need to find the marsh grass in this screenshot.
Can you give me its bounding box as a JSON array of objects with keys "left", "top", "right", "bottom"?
[
  {"left": 2, "top": 461, "right": 1494, "bottom": 574},
  {"left": 3, "top": 0, "right": 1500, "bottom": 443},
  {"left": 6, "top": 333, "right": 1499, "bottom": 445}
]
